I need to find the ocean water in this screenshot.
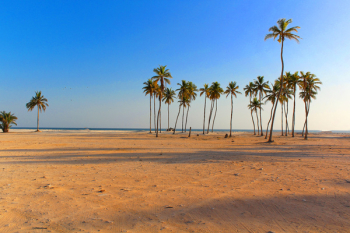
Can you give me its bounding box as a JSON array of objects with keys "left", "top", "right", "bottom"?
[{"left": 11, "top": 127, "right": 345, "bottom": 133}]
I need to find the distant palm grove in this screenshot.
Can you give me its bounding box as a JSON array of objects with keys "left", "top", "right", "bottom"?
[{"left": 143, "top": 18, "right": 322, "bottom": 141}]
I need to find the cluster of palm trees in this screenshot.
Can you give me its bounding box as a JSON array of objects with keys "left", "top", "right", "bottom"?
[
  {"left": 143, "top": 72, "right": 242, "bottom": 137},
  {"left": 245, "top": 72, "right": 321, "bottom": 140}
]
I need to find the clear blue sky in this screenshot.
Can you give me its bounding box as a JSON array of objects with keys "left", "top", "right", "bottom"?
[{"left": 1, "top": 0, "right": 349, "bottom": 130}]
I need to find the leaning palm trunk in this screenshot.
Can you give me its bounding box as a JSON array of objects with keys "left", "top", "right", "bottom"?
[
  {"left": 304, "top": 100, "right": 309, "bottom": 139},
  {"left": 182, "top": 105, "right": 185, "bottom": 133},
  {"left": 149, "top": 95, "right": 152, "bottom": 133},
  {"left": 251, "top": 110, "right": 256, "bottom": 135},
  {"left": 259, "top": 92, "right": 263, "bottom": 136},
  {"left": 255, "top": 110, "right": 259, "bottom": 135},
  {"left": 167, "top": 104, "right": 170, "bottom": 130},
  {"left": 284, "top": 102, "right": 288, "bottom": 136},
  {"left": 265, "top": 102, "right": 275, "bottom": 139},
  {"left": 211, "top": 100, "right": 218, "bottom": 132},
  {"left": 173, "top": 105, "right": 182, "bottom": 134},
  {"left": 302, "top": 101, "right": 310, "bottom": 137},
  {"left": 229, "top": 94, "right": 233, "bottom": 137},
  {"left": 37, "top": 107, "right": 40, "bottom": 131},
  {"left": 203, "top": 96, "right": 206, "bottom": 134},
  {"left": 185, "top": 107, "right": 190, "bottom": 132},
  {"left": 268, "top": 40, "right": 284, "bottom": 142},
  {"left": 207, "top": 100, "right": 214, "bottom": 134},
  {"left": 154, "top": 96, "right": 156, "bottom": 133},
  {"left": 156, "top": 97, "right": 161, "bottom": 137},
  {"left": 292, "top": 88, "right": 296, "bottom": 137}
]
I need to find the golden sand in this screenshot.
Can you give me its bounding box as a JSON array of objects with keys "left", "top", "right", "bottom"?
[{"left": 0, "top": 131, "right": 349, "bottom": 232}]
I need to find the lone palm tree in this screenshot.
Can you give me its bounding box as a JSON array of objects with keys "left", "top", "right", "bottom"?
[
  {"left": 225, "top": 81, "right": 241, "bottom": 137},
  {"left": 287, "top": 71, "right": 300, "bottom": 137},
  {"left": 253, "top": 76, "right": 270, "bottom": 136},
  {"left": 143, "top": 79, "right": 158, "bottom": 133},
  {"left": 152, "top": 65, "right": 172, "bottom": 137},
  {"left": 0, "top": 111, "right": 18, "bottom": 133},
  {"left": 244, "top": 82, "right": 256, "bottom": 135},
  {"left": 265, "top": 18, "right": 300, "bottom": 142},
  {"left": 162, "top": 88, "right": 176, "bottom": 130},
  {"left": 209, "top": 82, "right": 224, "bottom": 132},
  {"left": 26, "top": 91, "right": 49, "bottom": 132},
  {"left": 200, "top": 84, "right": 210, "bottom": 135}
]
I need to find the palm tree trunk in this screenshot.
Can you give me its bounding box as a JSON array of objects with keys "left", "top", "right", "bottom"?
[
  {"left": 259, "top": 92, "right": 263, "bottom": 136},
  {"left": 160, "top": 108, "right": 162, "bottom": 133},
  {"left": 230, "top": 94, "right": 233, "bottom": 137},
  {"left": 302, "top": 102, "right": 310, "bottom": 136},
  {"left": 182, "top": 105, "right": 184, "bottom": 133},
  {"left": 185, "top": 107, "right": 190, "bottom": 132},
  {"left": 154, "top": 96, "right": 156, "bottom": 133},
  {"left": 255, "top": 110, "right": 259, "bottom": 135},
  {"left": 173, "top": 105, "right": 181, "bottom": 134},
  {"left": 149, "top": 95, "right": 152, "bottom": 133},
  {"left": 37, "top": 106, "right": 39, "bottom": 131},
  {"left": 251, "top": 110, "right": 256, "bottom": 135},
  {"left": 211, "top": 99, "right": 218, "bottom": 132},
  {"left": 281, "top": 101, "right": 283, "bottom": 136},
  {"left": 268, "top": 40, "right": 284, "bottom": 142},
  {"left": 203, "top": 96, "right": 206, "bottom": 135},
  {"left": 265, "top": 101, "right": 275, "bottom": 139},
  {"left": 168, "top": 104, "right": 169, "bottom": 131},
  {"left": 207, "top": 100, "right": 214, "bottom": 134},
  {"left": 284, "top": 102, "right": 288, "bottom": 136},
  {"left": 292, "top": 87, "right": 296, "bottom": 137},
  {"left": 304, "top": 100, "right": 308, "bottom": 140},
  {"left": 156, "top": 97, "right": 161, "bottom": 137}
]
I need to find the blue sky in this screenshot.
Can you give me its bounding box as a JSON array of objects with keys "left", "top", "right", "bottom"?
[{"left": 1, "top": 0, "right": 349, "bottom": 130}]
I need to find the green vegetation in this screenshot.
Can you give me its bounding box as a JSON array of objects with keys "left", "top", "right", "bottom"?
[
  {"left": 26, "top": 91, "right": 49, "bottom": 132},
  {"left": 0, "top": 111, "right": 18, "bottom": 133}
]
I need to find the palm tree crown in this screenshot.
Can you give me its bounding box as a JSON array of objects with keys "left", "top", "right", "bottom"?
[
  {"left": 265, "top": 18, "right": 301, "bottom": 43},
  {"left": 0, "top": 111, "right": 18, "bottom": 133},
  {"left": 26, "top": 91, "right": 49, "bottom": 112},
  {"left": 162, "top": 88, "right": 176, "bottom": 105},
  {"left": 225, "top": 81, "right": 242, "bottom": 97}
]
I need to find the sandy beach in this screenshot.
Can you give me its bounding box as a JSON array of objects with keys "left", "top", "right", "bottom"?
[{"left": 0, "top": 130, "right": 350, "bottom": 232}]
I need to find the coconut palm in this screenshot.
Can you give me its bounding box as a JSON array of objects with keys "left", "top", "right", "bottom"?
[
  {"left": 143, "top": 79, "right": 158, "bottom": 133},
  {"left": 287, "top": 71, "right": 300, "bottom": 137},
  {"left": 244, "top": 82, "right": 256, "bottom": 135},
  {"left": 200, "top": 84, "right": 210, "bottom": 135},
  {"left": 209, "top": 82, "right": 224, "bottom": 132},
  {"left": 0, "top": 111, "right": 18, "bottom": 133},
  {"left": 265, "top": 18, "right": 300, "bottom": 142},
  {"left": 264, "top": 81, "right": 280, "bottom": 139},
  {"left": 299, "top": 72, "right": 322, "bottom": 139},
  {"left": 184, "top": 82, "right": 198, "bottom": 132},
  {"left": 162, "top": 88, "right": 176, "bottom": 130},
  {"left": 248, "top": 98, "right": 262, "bottom": 131},
  {"left": 26, "top": 91, "right": 49, "bottom": 132},
  {"left": 176, "top": 80, "right": 189, "bottom": 133},
  {"left": 253, "top": 76, "right": 270, "bottom": 136},
  {"left": 173, "top": 96, "right": 190, "bottom": 134},
  {"left": 152, "top": 65, "right": 172, "bottom": 137},
  {"left": 225, "top": 81, "right": 241, "bottom": 137}
]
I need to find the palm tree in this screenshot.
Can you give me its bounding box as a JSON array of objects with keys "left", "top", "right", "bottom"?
[
  {"left": 152, "top": 65, "right": 172, "bottom": 137},
  {"left": 143, "top": 79, "right": 158, "bottom": 133},
  {"left": 173, "top": 96, "right": 190, "bottom": 134},
  {"left": 209, "top": 82, "right": 224, "bottom": 132},
  {"left": 26, "top": 91, "right": 49, "bottom": 132},
  {"left": 253, "top": 76, "right": 270, "bottom": 136},
  {"left": 225, "top": 81, "right": 241, "bottom": 137},
  {"left": 162, "top": 88, "right": 176, "bottom": 130},
  {"left": 287, "top": 71, "right": 300, "bottom": 137},
  {"left": 200, "top": 84, "right": 210, "bottom": 135},
  {"left": 176, "top": 80, "right": 189, "bottom": 133},
  {"left": 299, "top": 72, "right": 322, "bottom": 139},
  {"left": 281, "top": 73, "right": 293, "bottom": 136},
  {"left": 264, "top": 81, "right": 280, "bottom": 139},
  {"left": 0, "top": 111, "right": 18, "bottom": 133},
  {"left": 265, "top": 18, "right": 300, "bottom": 142},
  {"left": 244, "top": 82, "right": 256, "bottom": 135},
  {"left": 248, "top": 98, "right": 262, "bottom": 132},
  {"left": 185, "top": 82, "right": 198, "bottom": 132}
]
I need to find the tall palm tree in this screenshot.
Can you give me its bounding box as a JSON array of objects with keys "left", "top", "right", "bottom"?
[
  {"left": 244, "top": 82, "right": 256, "bottom": 135},
  {"left": 248, "top": 97, "right": 262, "bottom": 132},
  {"left": 264, "top": 81, "right": 280, "bottom": 139},
  {"left": 209, "top": 82, "right": 224, "bottom": 132},
  {"left": 0, "top": 111, "right": 18, "bottom": 133},
  {"left": 152, "top": 65, "right": 172, "bottom": 137},
  {"left": 143, "top": 79, "right": 158, "bottom": 133},
  {"left": 200, "top": 84, "right": 210, "bottom": 135},
  {"left": 162, "top": 88, "right": 176, "bottom": 130},
  {"left": 173, "top": 96, "right": 190, "bottom": 134},
  {"left": 225, "top": 81, "right": 241, "bottom": 137},
  {"left": 253, "top": 76, "right": 270, "bottom": 136},
  {"left": 185, "top": 82, "right": 198, "bottom": 132},
  {"left": 265, "top": 18, "right": 300, "bottom": 142},
  {"left": 176, "top": 80, "right": 189, "bottom": 133},
  {"left": 299, "top": 72, "right": 322, "bottom": 139},
  {"left": 26, "top": 91, "right": 49, "bottom": 132},
  {"left": 287, "top": 71, "right": 300, "bottom": 137}
]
